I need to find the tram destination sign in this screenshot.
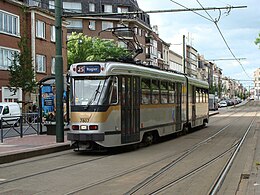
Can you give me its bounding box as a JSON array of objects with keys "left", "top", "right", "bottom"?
[{"left": 76, "top": 65, "right": 101, "bottom": 74}]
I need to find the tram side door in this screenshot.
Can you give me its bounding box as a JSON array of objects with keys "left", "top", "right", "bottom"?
[
  {"left": 120, "top": 76, "right": 140, "bottom": 144},
  {"left": 175, "top": 83, "right": 182, "bottom": 131},
  {"left": 192, "top": 86, "right": 196, "bottom": 126}
]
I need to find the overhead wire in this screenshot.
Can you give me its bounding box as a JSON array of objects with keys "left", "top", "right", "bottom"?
[
  {"left": 169, "top": 0, "right": 251, "bottom": 79},
  {"left": 195, "top": 0, "right": 251, "bottom": 79}
]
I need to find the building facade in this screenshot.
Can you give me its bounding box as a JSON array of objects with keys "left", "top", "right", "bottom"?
[
  {"left": 254, "top": 68, "right": 260, "bottom": 100},
  {"left": 0, "top": 0, "right": 67, "bottom": 103}
]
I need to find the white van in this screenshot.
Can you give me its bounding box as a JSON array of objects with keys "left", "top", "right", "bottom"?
[{"left": 0, "top": 102, "right": 21, "bottom": 127}]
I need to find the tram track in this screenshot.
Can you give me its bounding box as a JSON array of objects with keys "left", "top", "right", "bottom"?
[
  {"left": 0, "top": 102, "right": 254, "bottom": 194},
  {"left": 0, "top": 155, "right": 109, "bottom": 185},
  {"left": 64, "top": 110, "right": 252, "bottom": 194},
  {"left": 144, "top": 114, "right": 257, "bottom": 195}
]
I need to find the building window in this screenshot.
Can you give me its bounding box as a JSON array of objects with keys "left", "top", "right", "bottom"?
[
  {"left": 29, "top": 0, "right": 41, "bottom": 6},
  {"left": 2, "top": 87, "right": 21, "bottom": 103},
  {"left": 36, "top": 20, "right": 46, "bottom": 39},
  {"left": 102, "top": 5, "right": 112, "bottom": 13},
  {"left": 89, "top": 3, "right": 95, "bottom": 12},
  {"left": 0, "top": 10, "right": 20, "bottom": 36},
  {"left": 0, "top": 47, "right": 18, "bottom": 70},
  {"left": 67, "top": 19, "right": 83, "bottom": 29},
  {"left": 49, "top": 1, "right": 55, "bottom": 9},
  {"left": 102, "top": 21, "right": 113, "bottom": 30},
  {"left": 36, "top": 54, "right": 46, "bottom": 73},
  {"left": 139, "top": 28, "right": 142, "bottom": 36},
  {"left": 89, "top": 20, "right": 95, "bottom": 30},
  {"left": 63, "top": 2, "right": 82, "bottom": 13},
  {"left": 51, "top": 25, "right": 55, "bottom": 42},
  {"left": 51, "top": 57, "right": 55, "bottom": 74},
  {"left": 118, "top": 6, "right": 128, "bottom": 13}
]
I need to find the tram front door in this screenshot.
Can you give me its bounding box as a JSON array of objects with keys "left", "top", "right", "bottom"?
[{"left": 120, "top": 76, "right": 140, "bottom": 144}]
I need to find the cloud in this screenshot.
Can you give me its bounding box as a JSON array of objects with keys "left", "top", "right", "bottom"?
[{"left": 137, "top": 0, "right": 260, "bottom": 86}]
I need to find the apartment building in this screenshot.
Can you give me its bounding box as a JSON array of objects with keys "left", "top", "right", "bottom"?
[
  {"left": 186, "top": 45, "right": 198, "bottom": 78},
  {"left": 38, "top": 0, "right": 152, "bottom": 63},
  {"left": 0, "top": 0, "right": 67, "bottom": 103},
  {"left": 254, "top": 68, "right": 260, "bottom": 99},
  {"left": 169, "top": 50, "right": 183, "bottom": 73}
]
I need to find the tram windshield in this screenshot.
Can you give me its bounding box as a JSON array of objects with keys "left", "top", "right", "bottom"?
[{"left": 72, "top": 76, "right": 118, "bottom": 106}]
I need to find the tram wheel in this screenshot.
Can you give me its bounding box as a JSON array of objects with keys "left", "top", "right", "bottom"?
[
  {"left": 143, "top": 132, "right": 154, "bottom": 146},
  {"left": 183, "top": 125, "right": 189, "bottom": 135}
]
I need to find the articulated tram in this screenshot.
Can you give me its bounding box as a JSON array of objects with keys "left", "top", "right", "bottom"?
[{"left": 67, "top": 62, "right": 209, "bottom": 150}]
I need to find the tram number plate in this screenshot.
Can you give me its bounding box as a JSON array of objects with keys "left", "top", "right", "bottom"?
[
  {"left": 77, "top": 65, "right": 100, "bottom": 73},
  {"left": 80, "top": 118, "right": 89, "bottom": 123}
]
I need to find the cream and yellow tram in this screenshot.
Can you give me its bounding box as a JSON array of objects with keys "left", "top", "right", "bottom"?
[{"left": 67, "top": 62, "right": 209, "bottom": 150}]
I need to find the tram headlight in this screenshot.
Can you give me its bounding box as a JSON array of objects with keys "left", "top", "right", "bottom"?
[{"left": 80, "top": 125, "right": 88, "bottom": 130}]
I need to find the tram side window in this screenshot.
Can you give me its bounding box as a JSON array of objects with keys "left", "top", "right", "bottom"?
[
  {"left": 141, "top": 78, "right": 151, "bottom": 104},
  {"left": 160, "top": 81, "right": 168, "bottom": 104},
  {"left": 169, "top": 82, "right": 175, "bottom": 103},
  {"left": 109, "top": 77, "right": 118, "bottom": 105},
  {"left": 200, "top": 89, "right": 203, "bottom": 103},
  {"left": 151, "top": 80, "right": 159, "bottom": 104},
  {"left": 196, "top": 88, "right": 200, "bottom": 103},
  {"left": 205, "top": 89, "right": 208, "bottom": 103}
]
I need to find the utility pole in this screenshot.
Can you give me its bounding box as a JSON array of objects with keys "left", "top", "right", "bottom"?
[
  {"left": 55, "top": 0, "right": 64, "bottom": 142},
  {"left": 183, "top": 35, "right": 186, "bottom": 74}
]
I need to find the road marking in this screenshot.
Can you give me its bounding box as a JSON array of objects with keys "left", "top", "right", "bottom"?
[{"left": 254, "top": 183, "right": 260, "bottom": 186}]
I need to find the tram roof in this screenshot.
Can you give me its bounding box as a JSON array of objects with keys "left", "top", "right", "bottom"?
[
  {"left": 70, "top": 62, "right": 185, "bottom": 82},
  {"left": 70, "top": 61, "right": 208, "bottom": 88},
  {"left": 188, "top": 77, "right": 209, "bottom": 89}
]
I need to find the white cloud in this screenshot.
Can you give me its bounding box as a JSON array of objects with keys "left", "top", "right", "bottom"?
[{"left": 137, "top": 0, "right": 260, "bottom": 86}]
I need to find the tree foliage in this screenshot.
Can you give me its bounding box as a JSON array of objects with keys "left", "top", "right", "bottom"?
[
  {"left": 255, "top": 33, "right": 260, "bottom": 49},
  {"left": 9, "top": 36, "right": 37, "bottom": 96},
  {"left": 67, "top": 32, "right": 132, "bottom": 66}
]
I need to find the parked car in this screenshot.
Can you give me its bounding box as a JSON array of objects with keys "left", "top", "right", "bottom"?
[
  {"left": 219, "top": 100, "right": 228, "bottom": 107},
  {"left": 0, "top": 102, "right": 21, "bottom": 127}
]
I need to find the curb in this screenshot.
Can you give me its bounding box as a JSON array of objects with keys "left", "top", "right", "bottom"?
[
  {"left": 209, "top": 111, "right": 219, "bottom": 116},
  {"left": 0, "top": 143, "right": 71, "bottom": 165}
]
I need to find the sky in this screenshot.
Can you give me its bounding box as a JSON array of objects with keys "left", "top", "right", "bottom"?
[{"left": 137, "top": 0, "right": 260, "bottom": 87}]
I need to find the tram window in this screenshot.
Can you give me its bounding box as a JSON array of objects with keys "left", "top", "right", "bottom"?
[
  {"left": 169, "top": 82, "right": 175, "bottom": 103},
  {"left": 152, "top": 80, "right": 159, "bottom": 104},
  {"left": 142, "top": 89, "right": 150, "bottom": 104},
  {"left": 196, "top": 89, "right": 199, "bottom": 103},
  {"left": 205, "top": 90, "right": 208, "bottom": 103},
  {"left": 141, "top": 78, "right": 151, "bottom": 104},
  {"left": 200, "top": 89, "right": 203, "bottom": 103},
  {"left": 109, "top": 77, "right": 118, "bottom": 105},
  {"left": 121, "top": 77, "right": 126, "bottom": 105},
  {"left": 160, "top": 81, "right": 168, "bottom": 104},
  {"left": 73, "top": 77, "right": 107, "bottom": 106}
]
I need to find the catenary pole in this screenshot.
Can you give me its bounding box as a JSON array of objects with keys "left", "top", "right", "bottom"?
[
  {"left": 55, "top": 0, "right": 64, "bottom": 142},
  {"left": 183, "top": 35, "right": 186, "bottom": 74}
]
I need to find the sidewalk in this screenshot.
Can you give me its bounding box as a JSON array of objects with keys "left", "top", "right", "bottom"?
[
  {"left": 0, "top": 112, "right": 219, "bottom": 165},
  {"left": 0, "top": 134, "right": 70, "bottom": 164}
]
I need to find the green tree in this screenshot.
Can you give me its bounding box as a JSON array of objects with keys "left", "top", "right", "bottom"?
[
  {"left": 9, "top": 37, "right": 37, "bottom": 104},
  {"left": 67, "top": 32, "right": 132, "bottom": 67},
  {"left": 8, "top": 7, "right": 37, "bottom": 110},
  {"left": 255, "top": 33, "right": 260, "bottom": 48}
]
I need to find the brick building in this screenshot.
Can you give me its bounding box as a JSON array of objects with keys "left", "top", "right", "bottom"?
[{"left": 0, "top": 0, "right": 67, "bottom": 103}]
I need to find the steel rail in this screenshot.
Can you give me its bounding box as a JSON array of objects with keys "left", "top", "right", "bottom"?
[
  {"left": 147, "top": 114, "right": 257, "bottom": 195},
  {"left": 208, "top": 114, "right": 257, "bottom": 195},
  {"left": 125, "top": 110, "right": 249, "bottom": 194}
]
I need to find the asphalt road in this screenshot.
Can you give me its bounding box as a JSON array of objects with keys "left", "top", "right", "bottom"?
[{"left": 0, "top": 101, "right": 259, "bottom": 195}]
